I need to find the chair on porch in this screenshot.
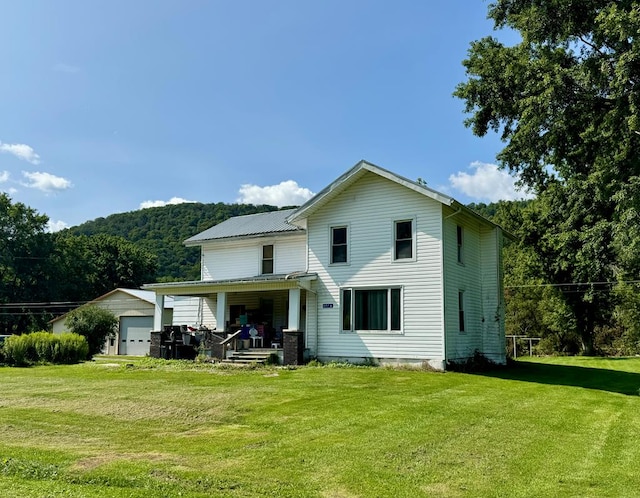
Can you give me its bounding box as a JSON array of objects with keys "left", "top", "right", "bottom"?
[{"left": 249, "top": 326, "right": 263, "bottom": 348}]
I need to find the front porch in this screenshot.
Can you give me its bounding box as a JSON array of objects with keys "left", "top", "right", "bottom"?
[{"left": 143, "top": 273, "right": 316, "bottom": 365}]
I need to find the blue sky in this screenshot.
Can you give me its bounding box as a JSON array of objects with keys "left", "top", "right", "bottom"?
[{"left": 0, "top": 0, "right": 529, "bottom": 231}]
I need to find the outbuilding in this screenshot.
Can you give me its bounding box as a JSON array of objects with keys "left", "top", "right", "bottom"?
[{"left": 50, "top": 288, "right": 174, "bottom": 356}]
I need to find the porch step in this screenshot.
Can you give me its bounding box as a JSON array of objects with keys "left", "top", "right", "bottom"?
[{"left": 222, "top": 349, "right": 278, "bottom": 365}]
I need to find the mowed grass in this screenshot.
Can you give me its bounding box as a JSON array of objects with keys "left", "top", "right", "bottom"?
[{"left": 1, "top": 356, "right": 640, "bottom": 497}]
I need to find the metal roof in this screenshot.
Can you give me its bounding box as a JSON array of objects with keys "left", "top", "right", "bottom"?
[
  {"left": 142, "top": 272, "right": 318, "bottom": 295},
  {"left": 119, "top": 288, "right": 174, "bottom": 307},
  {"left": 185, "top": 208, "right": 303, "bottom": 245}
]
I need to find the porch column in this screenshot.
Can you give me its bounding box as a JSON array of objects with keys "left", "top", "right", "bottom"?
[
  {"left": 154, "top": 294, "right": 165, "bottom": 331},
  {"left": 287, "top": 288, "right": 301, "bottom": 331},
  {"left": 216, "top": 292, "right": 227, "bottom": 331}
]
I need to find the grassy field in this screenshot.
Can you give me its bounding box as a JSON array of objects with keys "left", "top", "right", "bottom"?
[{"left": 1, "top": 356, "right": 639, "bottom": 497}]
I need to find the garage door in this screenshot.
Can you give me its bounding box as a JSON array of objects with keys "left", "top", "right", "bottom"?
[{"left": 119, "top": 316, "right": 153, "bottom": 356}]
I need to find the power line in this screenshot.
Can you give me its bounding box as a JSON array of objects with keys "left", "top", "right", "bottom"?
[{"left": 505, "top": 280, "right": 640, "bottom": 289}]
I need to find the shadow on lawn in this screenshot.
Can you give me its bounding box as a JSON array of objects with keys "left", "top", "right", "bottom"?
[{"left": 478, "top": 360, "right": 640, "bottom": 396}]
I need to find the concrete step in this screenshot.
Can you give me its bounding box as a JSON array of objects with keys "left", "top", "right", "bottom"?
[{"left": 222, "top": 349, "right": 277, "bottom": 364}]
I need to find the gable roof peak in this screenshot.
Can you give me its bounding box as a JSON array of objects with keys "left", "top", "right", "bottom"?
[{"left": 287, "top": 159, "right": 455, "bottom": 224}]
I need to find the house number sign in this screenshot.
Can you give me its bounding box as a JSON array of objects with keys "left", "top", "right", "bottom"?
[{"left": 322, "top": 304, "right": 334, "bottom": 309}]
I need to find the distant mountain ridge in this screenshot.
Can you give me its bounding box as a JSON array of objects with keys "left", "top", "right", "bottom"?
[{"left": 67, "top": 202, "right": 282, "bottom": 281}]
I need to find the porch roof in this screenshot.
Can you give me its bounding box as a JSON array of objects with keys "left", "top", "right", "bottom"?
[{"left": 142, "top": 272, "right": 317, "bottom": 296}]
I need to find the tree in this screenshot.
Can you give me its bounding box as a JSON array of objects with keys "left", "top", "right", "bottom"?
[
  {"left": 454, "top": 1, "right": 640, "bottom": 353},
  {"left": 0, "top": 194, "right": 53, "bottom": 334},
  {"left": 81, "top": 234, "right": 158, "bottom": 297},
  {"left": 50, "top": 233, "right": 158, "bottom": 300},
  {"left": 65, "top": 305, "right": 118, "bottom": 358}
]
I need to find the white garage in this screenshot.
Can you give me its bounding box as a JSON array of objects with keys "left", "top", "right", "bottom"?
[
  {"left": 50, "top": 288, "right": 174, "bottom": 356},
  {"left": 119, "top": 316, "right": 154, "bottom": 356}
]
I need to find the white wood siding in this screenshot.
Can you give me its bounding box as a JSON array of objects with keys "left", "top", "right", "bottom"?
[
  {"left": 172, "top": 296, "right": 217, "bottom": 329},
  {"left": 172, "top": 297, "right": 202, "bottom": 327},
  {"left": 201, "top": 234, "right": 306, "bottom": 280},
  {"left": 479, "top": 226, "right": 506, "bottom": 363},
  {"left": 307, "top": 172, "right": 445, "bottom": 362},
  {"left": 305, "top": 290, "right": 318, "bottom": 354},
  {"left": 442, "top": 208, "right": 506, "bottom": 363}
]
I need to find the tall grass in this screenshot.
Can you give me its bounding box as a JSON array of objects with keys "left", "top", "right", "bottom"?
[{"left": 3, "top": 332, "right": 88, "bottom": 366}]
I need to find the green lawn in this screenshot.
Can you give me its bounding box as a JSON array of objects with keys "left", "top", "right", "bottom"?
[{"left": 1, "top": 356, "right": 639, "bottom": 497}]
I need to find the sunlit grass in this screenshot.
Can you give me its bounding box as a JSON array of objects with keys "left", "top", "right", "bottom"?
[{"left": 1, "top": 356, "right": 640, "bottom": 496}]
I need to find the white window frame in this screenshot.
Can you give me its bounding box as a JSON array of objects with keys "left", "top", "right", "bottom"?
[
  {"left": 261, "top": 244, "right": 274, "bottom": 275},
  {"left": 330, "top": 224, "right": 350, "bottom": 265},
  {"left": 393, "top": 217, "right": 416, "bottom": 262},
  {"left": 341, "top": 286, "right": 403, "bottom": 334},
  {"left": 458, "top": 289, "right": 466, "bottom": 333},
  {"left": 456, "top": 225, "right": 464, "bottom": 265}
]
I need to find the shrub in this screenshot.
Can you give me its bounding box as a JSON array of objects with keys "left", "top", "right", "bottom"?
[
  {"left": 3, "top": 332, "right": 88, "bottom": 366},
  {"left": 65, "top": 305, "right": 117, "bottom": 358},
  {"left": 447, "top": 350, "right": 501, "bottom": 373}
]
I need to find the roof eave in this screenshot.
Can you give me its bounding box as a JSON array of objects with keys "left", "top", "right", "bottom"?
[{"left": 184, "top": 229, "right": 305, "bottom": 247}]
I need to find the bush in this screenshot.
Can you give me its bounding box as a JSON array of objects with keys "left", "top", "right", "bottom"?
[
  {"left": 447, "top": 350, "right": 501, "bottom": 373},
  {"left": 3, "top": 332, "right": 89, "bottom": 366},
  {"left": 65, "top": 305, "right": 117, "bottom": 358}
]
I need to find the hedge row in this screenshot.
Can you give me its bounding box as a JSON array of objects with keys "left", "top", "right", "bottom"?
[{"left": 2, "top": 332, "right": 89, "bottom": 366}]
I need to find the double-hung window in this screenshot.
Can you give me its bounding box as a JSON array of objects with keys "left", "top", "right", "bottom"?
[
  {"left": 262, "top": 244, "right": 274, "bottom": 274},
  {"left": 341, "top": 287, "right": 402, "bottom": 332},
  {"left": 456, "top": 225, "right": 464, "bottom": 264},
  {"left": 331, "top": 226, "right": 348, "bottom": 264},
  {"left": 394, "top": 219, "right": 414, "bottom": 261},
  {"left": 458, "top": 290, "right": 465, "bottom": 332}
]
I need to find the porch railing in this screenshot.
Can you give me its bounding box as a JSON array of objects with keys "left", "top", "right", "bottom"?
[{"left": 220, "top": 329, "right": 243, "bottom": 354}]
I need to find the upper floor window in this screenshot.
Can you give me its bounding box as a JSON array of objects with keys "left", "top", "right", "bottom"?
[
  {"left": 262, "top": 244, "right": 274, "bottom": 274},
  {"left": 394, "top": 220, "right": 413, "bottom": 260},
  {"left": 456, "top": 225, "right": 464, "bottom": 264},
  {"left": 331, "top": 226, "right": 348, "bottom": 264}
]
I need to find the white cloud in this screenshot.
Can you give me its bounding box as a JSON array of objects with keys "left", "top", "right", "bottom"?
[
  {"left": 0, "top": 142, "right": 41, "bottom": 164},
  {"left": 237, "top": 180, "right": 315, "bottom": 207},
  {"left": 47, "top": 220, "right": 69, "bottom": 233},
  {"left": 0, "top": 171, "right": 9, "bottom": 183},
  {"left": 449, "top": 162, "right": 534, "bottom": 202},
  {"left": 21, "top": 171, "right": 72, "bottom": 192},
  {"left": 139, "top": 197, "right": 197, "bottom": 209}
]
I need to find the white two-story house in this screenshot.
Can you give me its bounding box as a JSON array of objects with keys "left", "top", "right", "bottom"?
[{"left": 144, "top": 161, "right": 507, "bottom": 369}]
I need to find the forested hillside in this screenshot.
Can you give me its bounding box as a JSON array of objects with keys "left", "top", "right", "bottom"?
[{"left": 67, "top": 203, "right": 281, "bottom": 281}]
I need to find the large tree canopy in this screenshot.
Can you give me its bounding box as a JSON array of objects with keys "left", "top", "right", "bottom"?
[
  {"left": 456, "top": 1, "right": 640, "bottom": 186},
  {"left": 455, "top": 1, "right": 640, "bottom": 353},
  {"left": 0, "top": 194, "right": 159, "bottom": 334},
  {"left": 0, "top": 194, "right": 52, "bottom": 333}
]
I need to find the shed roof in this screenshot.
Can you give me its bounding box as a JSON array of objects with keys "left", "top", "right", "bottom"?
[{"left": 184, "top": 208, "right": 302, "bottom": 245}]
